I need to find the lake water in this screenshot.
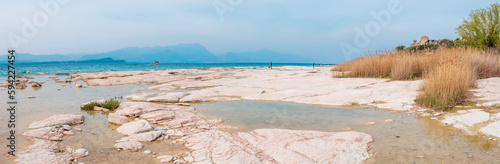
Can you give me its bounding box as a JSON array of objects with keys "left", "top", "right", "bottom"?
[{"left": 0, "top": 63, "right": 315, "bottom": 76}]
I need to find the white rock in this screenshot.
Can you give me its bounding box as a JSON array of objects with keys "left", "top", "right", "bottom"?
[
  {"left": 185, "top": 129, "right": 372, "bottom": 164},
  {"left": 116, "top": 120, "right": 154, "bottom": 135},
  {"left": 28, "top": 114, "right": 85, "bottom": 129},
  {"left": 481, "top": 121, "right": 500, "bottom": 138},
  {"left": 114, "top": 141, "right": 144, "bottom": 151},
  {"left": 144, "top": 150, "right": 152, "bottom": 154},
  {"left": 22, "top": 127, "right": 64, "bottom": 141},
  {"left": 108, "top": 113, "right": 130, "bottom": 125},
  {"left": 116, "top": 131, "right": 163, "bottom": 142},
  {"left": 157, "top": 155, "right": 175, "bottom": 163},
  {"left": 71, "top": 148, "right": 89, "bottom": 158}
]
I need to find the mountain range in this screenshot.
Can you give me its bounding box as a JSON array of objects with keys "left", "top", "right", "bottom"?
[{"left": 0, "top": 43, "right": 315, "bottom": 63}]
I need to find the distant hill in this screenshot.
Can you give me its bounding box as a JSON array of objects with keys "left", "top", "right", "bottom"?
[
  {"left": 18, "top": 58, "right": 125, "bottom": 65},
  {"left": 0, "top": 53, "right": 73, "bottom": 63},
  {"left": 1, "top": 43, "right": 315, "bottom": 63},
  {"left": 220, "top": 49, "right": 313, "bottom": 63},
  {"left": 80, "top": 43, "right": 219, "bottom": 63}
]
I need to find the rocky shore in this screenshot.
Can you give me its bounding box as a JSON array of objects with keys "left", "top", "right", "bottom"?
[{"left": 15, "top": 66, "right": 500, "bottom": 163}]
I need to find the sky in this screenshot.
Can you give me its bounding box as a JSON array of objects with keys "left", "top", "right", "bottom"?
[{"left": 1, "top": 0, "right": 498, "bottom": 63}]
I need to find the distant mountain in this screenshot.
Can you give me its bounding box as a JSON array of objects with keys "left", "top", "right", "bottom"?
[
  {"left": 0, "top": 53, "right": 73, "bottom": 63},
  {"left": 19, "top": 58, "right": 125, "bottom": 64},
  {"left": 80, "top": 43, "right": 219, "bottom": 63},
  {"left": 1, "top": 43, "right": 315, "bottom": 64},
  {"left": 220, "top": 49, "right": 313, "bottom": 63}
]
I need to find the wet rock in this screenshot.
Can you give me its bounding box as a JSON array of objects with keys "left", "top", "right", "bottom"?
[
  {"left": 17, "top": 83, "right": 28, "bottom": 89},
  {"left": 22, "top": 127, "right": 64, "bottom": 141},
  {"left": 28, "top": 114, "right": 85, "bottom": 129},
  {"left": 31, "top": 82, "right": 42, "bottom": 87},
  {"left": 71, "top": 148, "right": 89, "bottom": 158},
  {"left": 185, "top": 129, "right": 373, "bottom": 163},
  {"left": 56, "top": 73, "right": 70, "bottom": 76},
  {"left": 108, "top": 113, "right": 130, "bottom": 125},
  {"left": 116, "top": 120, "right": 154, "bottom": 135},
  {"left": 62, "top": 125, "right": 72, "bottom": 131},
  {"left": 94, "top": 106, "right": 108, "bottom": 111},
  {"left": 126, "top": 92, "right": 189, "bottom": 103},
  {"left": 442, "top": 109, "right": 490, "bottom": 129},
  {"left": 63, "top": 131, "right": 75, "bottom": 136},
  {"left": 28, "top": 96, "right": 36, "bottom": 99},
  {"left": 157, "top": 155, "right": 175, "bottom": 163},
  {"left": 16, "top": 139, "right": 73, "bottom": 164},
  {"left": 165, "top": 129, "right": 185, "bottom": 137},
  {"left": 116, "top": 131, "right": 163, "bottom": 142},
  {"left": 114, "top": 141, "right": 144, "bottom": 151},
  {"left": 481, "top": 121, "right": 500, "bottom": 138},
  {"left": 75, "top": 83, "right": 83, "bottom": 88}
]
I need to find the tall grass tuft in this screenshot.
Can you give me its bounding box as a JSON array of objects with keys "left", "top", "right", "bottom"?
[
  {"left": 333, "top": 47, "right": 500, "bottom": 110},
  {"left": 415, "top": 64, "right": 477, "bottom": 110}
]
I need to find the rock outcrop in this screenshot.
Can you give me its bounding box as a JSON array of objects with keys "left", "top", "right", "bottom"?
[
  {"left": 28, "top": 114, "right": 84, "bottom": 129},
  {"left": 185, "top": 129, "right": 373, "bottom": 164}
]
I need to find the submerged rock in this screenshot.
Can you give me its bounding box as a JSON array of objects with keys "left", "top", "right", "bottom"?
[
  {"left": 157, "top": 155, "right": 175, "bottom": 163},
  {"left": 114, "top": 141, "right": 144, "bottom": 151},
  {"left": 185, "top": 129, "right": 373, "bottom": 164},
  {"left": 22, "top": 127, "right": 64, "bottom": 141},
  {"left": 116, "top": 120, "right": 154, "bottom": 135},
  {"left": 108, "top": 113, "right": 130, "bottom": 125},
  {"left": 116, "top": 131, "right": 163, "bottom": 142},
  {"left": 481, "top": 121, "right": 500, "bottom": 138},
  {"left": 28, "top": 114, "right": 84, "bottom": 129},
  {"left": 16, "top": 139, "right": 73, "bottom": 164}
]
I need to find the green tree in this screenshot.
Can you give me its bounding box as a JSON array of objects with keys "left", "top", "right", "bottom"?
[{"left": 456, "top": 3, "right": 500, "bottom": 49}]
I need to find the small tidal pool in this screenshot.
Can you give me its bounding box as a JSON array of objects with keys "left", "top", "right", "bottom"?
[{"left": 195, "top": 100, "right": 500, "bottom": 164}]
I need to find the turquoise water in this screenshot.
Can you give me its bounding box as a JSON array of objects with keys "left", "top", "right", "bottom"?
[{"left": 0, "top": 63, "right": 315, "bottom": 76}]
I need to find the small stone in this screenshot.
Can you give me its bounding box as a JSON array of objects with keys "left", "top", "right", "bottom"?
[
  {"left": 433, "top": 113, "right": 442, "bottom": 116},
  {"left": 416, "top": 155, "right": 425, "bottom": 158},
  {"left": 72, "top": 148, "right": 89, "bottom": 158},
  {"left": 63, "top": 131, "right": 75, "bottom": 136},
  {"left": 91, "top": 131, "right": 95, "bottom": 134},
  {"left": 94, "top": 106, "right": 107, "bottom": 111},
  {"left": 367, "top": 121, "right": 376, "bottom": 125},
  {"left": 402, "top": 122, "right": 407, "bottom": 124},
  {"left": 157, "top": 155, "right": 174, "bottom": 163},
  {"left": 144, "top": 150, "right": 152, "bottom": 154},
  {"left": 28, "top": 96, "right": 36, "bottom": 99},
  {"left": 74, "top": 128, "right": 82, "bottom": 132},
  {"left": 62, "top": 125, "right": 72, "bottom": 131},
  {"left": 384, "top": 119, "right": 394, "bottom": 122},
  {"left": 173, "top": 159, "right": 185, "bottom": 164},
  {"left": 430, "top": 117, "right": 438, "bottom": 120},
  {"left": 184, "top": 156, "right": 194, "bottom": 162},
  {"left": 345, "top": 127, "right": 353, "bottom": 131},
  {"left": 75, "top": 83, "right": 83, "bottom": 88}
]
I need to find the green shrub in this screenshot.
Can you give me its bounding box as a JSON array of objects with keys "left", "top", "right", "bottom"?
[
  {"left": 396, "top": 45, "right": 406, "bottom": 51},
  {"left": 80, "top": 98, "right": 120, "bottom": 111}
]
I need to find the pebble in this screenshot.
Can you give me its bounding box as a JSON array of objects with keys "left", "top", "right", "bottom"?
[
  {"left": 345, "top": 127, "right": 353, "bottom": 131},
  {"left": 74, "top": 128, "right": 82, "bottom": 132},
  {"left": 430, "top": 117, "right": 438, "bottom": 120},
  {"left": 416, "top": 155, "right": 425, "bottom": 158},
  {"left": 144, "top": 150, "right": 152, "bottom": 154},
  {"left": 402, "top": 122, "right": 407, "bottom": 124},
  {"left": 384, "top": 119, "right": 394, "bottom": 122},
  {"left": 28, "top": 96, "right": 36, "bottom": 99},
  {"left": 63, "top": 125, "right": 72, "bottom": 130},
  {"left": 367, "top": 121, "right": 376, "bottom": 125}
]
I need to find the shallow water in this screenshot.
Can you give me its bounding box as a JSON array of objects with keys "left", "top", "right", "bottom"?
[
  {"left": 0, "top": 76, "right": 183, "bottom": 164},
  {"left": 195, "top": 100, "right": 500, "bottom": 164}
]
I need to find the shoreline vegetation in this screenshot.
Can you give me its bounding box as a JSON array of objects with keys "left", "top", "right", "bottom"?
[
  {"left": 333, "top": 47, "right": 500, "bottom": 110},
  {"left": 334, "top": 3, "right": 500, "bottom": 110}
]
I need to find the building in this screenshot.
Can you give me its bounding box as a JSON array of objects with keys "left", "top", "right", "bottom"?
[{"left": 410, "top": 36, "right": 440, "bottom": 47}]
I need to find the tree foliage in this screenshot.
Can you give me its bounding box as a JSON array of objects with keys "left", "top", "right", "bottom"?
[{"left": 456, "top": 3, "right": 500, "bottom": 49}]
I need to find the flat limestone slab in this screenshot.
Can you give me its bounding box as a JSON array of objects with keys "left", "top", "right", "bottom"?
[
  {"left": 185, "top": 129, "right": 373, "bottom": 164},
  {"left": 28, "top": 114, "right": 84, "bottom": 129}
]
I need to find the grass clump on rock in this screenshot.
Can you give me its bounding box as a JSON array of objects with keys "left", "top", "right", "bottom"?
[{"left": 81, "top": 98, "right": 120, "bottom": 111}]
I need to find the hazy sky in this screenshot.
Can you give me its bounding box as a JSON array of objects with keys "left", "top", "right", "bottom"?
[{"left": 1, "top": 0, "right": 497, "bottom": 63}]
